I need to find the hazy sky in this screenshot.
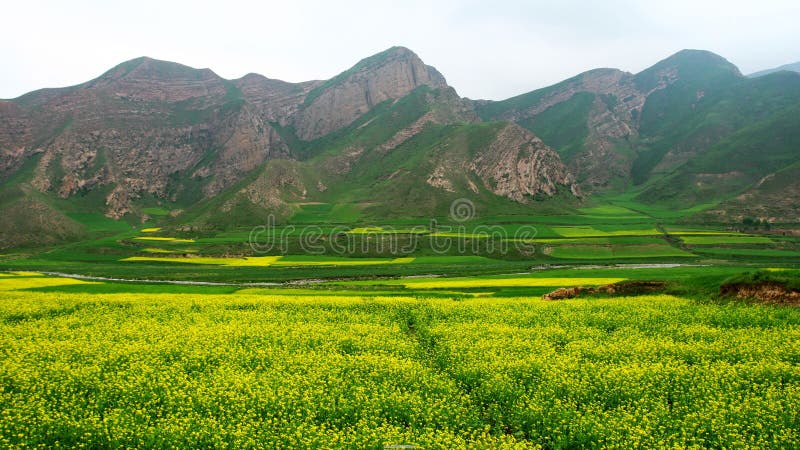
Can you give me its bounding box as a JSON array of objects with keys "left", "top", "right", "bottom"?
[{"left": 3, "top": 0, "right": 799, "bottom": 100}]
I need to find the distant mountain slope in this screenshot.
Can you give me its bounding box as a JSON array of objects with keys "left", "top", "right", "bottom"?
[
  {"left": 636, "top": 86, "right": 800, "bottom": 207},
  {"left": 0, "top": 56, "right": 304, "bottom": 221},
  {"left": 748, "top": 61, "right": 800, "bottom": 78},
  {"left": 696, "top": 162, "right": 800, "bottom": 223},
  {"left": 476, "top": 50, "right": 745, "bottom": 189},
  {"left": 178, "top": 85, "right": 579, "bottom": 229},
  {"left": 2, "top": 46, "right": 800, "bottom": 250},
  {"left": 0, "top": 47, "right": 583, "bottom": 247},
  {"left": 476, "top": 50, "right": 800, "bottom": 222}
]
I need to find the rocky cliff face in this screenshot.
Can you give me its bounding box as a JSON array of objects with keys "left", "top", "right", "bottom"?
[
  {"left": 294, "top": 47, "right": 448, "bottom": 140},
  {"left": 1, "top": 57, "right": 310, "bottom": 219},
  {"left": 479, "top": 68, "right": 656, "bottom": 189},
  {"left": 416, "top": 122, "right": 580, "bottom": 203},
  {"left": 0, "top": 100, "right": 31, "bottom": 179},
  {"left": 469, "top": 124, "right": 580, "bottom": 201},
  {"left": 234, "top": 73, "right": 319, "bottom": 126}
]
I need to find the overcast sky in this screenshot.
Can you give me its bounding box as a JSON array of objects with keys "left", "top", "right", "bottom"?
[{"left": 3, "top": 0, "right": 800, "bottom": 100}]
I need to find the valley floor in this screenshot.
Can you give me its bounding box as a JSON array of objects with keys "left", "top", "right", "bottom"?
[
  {"left": 1, "top": 270, "right": 800, "bottom": 448},
  {"left": 2, "top": 203, "right": 800, "bottom": 447}
]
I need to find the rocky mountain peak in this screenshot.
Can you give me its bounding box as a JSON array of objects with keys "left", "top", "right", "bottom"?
[
  {"left": 81, "top": 57, "right": 228, "bottom": 104},
  {"left": 98, "top": 56, "right": 220, "bottom": 83},
  {"left": 344, "top": 46, "right": 445, "bottom": 81},
  {"left": 293, "top": 46, "right": 450, "bottom": 140},
  {"left": 634, "top": 49, "right": 742, "bottom": 91}
]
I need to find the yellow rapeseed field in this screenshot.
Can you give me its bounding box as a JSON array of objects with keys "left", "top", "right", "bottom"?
[
  {"left": 404, "top": 277, "right": 625, "bottom": 289},
  {"left": 1, "top": 273, "right": 799, "bottom": 448},
  {"left": 133, "top": 236, "right": 196, "bottom": 243},
  {"left": 122, "top": 256, "right": 415, "bottom": 267}
]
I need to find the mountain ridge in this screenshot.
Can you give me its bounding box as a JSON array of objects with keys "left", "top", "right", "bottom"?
[
  {"left": 0, "top": 46, "right": 580, "bottom": 248},
  {"left": 2, "top": 46, "right": 800, "bottom": 249},
  {"left": 748, "top": 61, "right": 800, "bottom": 78}
]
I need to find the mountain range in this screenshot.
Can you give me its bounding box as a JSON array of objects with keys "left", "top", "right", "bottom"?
[
  {"left": 2, "top": 47, "right": 799, "bottom": 248},
  {"left": 748, "top": 61, "right": 800, "bottom": 78}
]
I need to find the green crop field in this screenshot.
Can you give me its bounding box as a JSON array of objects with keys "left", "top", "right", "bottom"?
[
  {"left": 548, "top": 244, "right": 695, "bottom": 259},
  {"left": 2, "top": 206, "right": 800, "bottom": 448},
  {"left": 694, "top": 248, "right": 800, "bottom": 258},
  {"left": 551, "top": 226, "right": 662, "bottom": 238},
  {"left": 680, "top": 235, "right": 775, "bottom": 245},
  {"left": 1, "top": 272, "right": 800, "bottom": 448}
]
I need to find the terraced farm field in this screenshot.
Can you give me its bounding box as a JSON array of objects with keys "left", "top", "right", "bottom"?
[
  {"left": 3, "top": 206, "right": 800, "bottom": 448},
  {"left": 679, "top": 235, "right": 775, "bottom": 245},
  {"left": 547, "top": 244, "right": 694, "bottom": 260},
  {"left": 1, "top": 272, "right": 799, "bottom": 448}
]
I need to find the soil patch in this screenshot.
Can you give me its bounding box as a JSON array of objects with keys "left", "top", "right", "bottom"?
[
  {"left": 719, "top": 282, "right": 800, "bottom": 306},
  {"left": 543, "top": 280, "right": 667, "bottom": 300}
]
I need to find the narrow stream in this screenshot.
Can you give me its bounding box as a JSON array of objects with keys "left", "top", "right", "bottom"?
[{"left": 5, "top": 263, "right": 709, "bottom": 288}]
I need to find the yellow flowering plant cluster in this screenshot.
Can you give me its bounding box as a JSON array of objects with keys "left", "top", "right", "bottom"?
[{"left": 1, "top": 274, "right": 799, "bottom": 448}]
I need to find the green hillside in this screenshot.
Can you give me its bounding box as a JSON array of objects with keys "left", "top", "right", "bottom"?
[
  {"left": 3, "top": 47, "right": 800, "bottom": 254},
  {"left": 474, "top": 50, "right": 800, "bottom": 221}
]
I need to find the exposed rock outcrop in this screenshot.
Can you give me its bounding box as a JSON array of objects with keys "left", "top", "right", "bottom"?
[
  {"left": 234, "top": 73, "right": 319, "bottom": 126},
  {"left": 720, "top": 282, "right": 800, "bottom": 306},
  {"left": 203, "top": 104, "right": 291, "bottom": 196},
  {"left": 481, "top": 68, "right": 652, "bottom": 189},
  {"left": 470, "top": 124, "right": 580, "bottom": 201},
  {"left": 294, "top": 47, "right": 448, "bottom": 140},
  {"left": 543, "top": 281, "right": 667, "bottom": 300}
]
